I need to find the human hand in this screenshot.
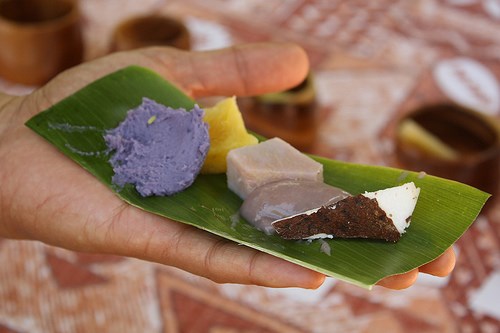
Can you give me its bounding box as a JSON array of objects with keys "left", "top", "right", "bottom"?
[{"left": 0, "top": 43, "right": 455, "bottom": 289}]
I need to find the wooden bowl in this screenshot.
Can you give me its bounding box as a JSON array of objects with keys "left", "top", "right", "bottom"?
[
  {"left": 395, "top": 103, "right": 500, "bottom": 195},
  {"left": 239, "top": 73, "right": 318, "bottom": 152},
  {"left": 0, "top": 0, "right": 84, "bottom": 85},
  {"left": 111, "top": 15, "right": 190, "bottom": 52}
]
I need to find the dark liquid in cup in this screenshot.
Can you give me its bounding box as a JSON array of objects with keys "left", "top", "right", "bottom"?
[{"left": 410, "top": 105, "right": 496, "bottom": 155}]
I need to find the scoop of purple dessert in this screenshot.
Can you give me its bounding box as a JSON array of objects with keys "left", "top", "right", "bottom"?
[{"left": 104, "top": 98, "right": 210, "bottom": 197}]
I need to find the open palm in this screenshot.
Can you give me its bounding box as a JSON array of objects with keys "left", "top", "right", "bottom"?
[{"left": 0, "top": 43, "right": 454, "bottom": 289}]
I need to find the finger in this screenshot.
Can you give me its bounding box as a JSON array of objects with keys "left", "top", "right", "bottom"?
[
  {"left": 418, "top": 247, "right": 456, "bottom": 277},
  {"left": 163, "top": 227, "right": 326, "bottom": 289},
  {"left": 27, "top": 42, "right": 309, "bottom": 118},
  {"left": 90, "top": 206, "right": 325, "bottom": 289},
  {"left": 153, "top": 42, "right": 310, "bottom": 98},
  {"left": 376, "top": 269, "right": 419, "bottom": 290}
]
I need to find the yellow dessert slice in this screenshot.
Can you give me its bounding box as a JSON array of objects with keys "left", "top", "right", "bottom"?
[{"left": 201, "top": 97, "right": 258, "bottom": 174}]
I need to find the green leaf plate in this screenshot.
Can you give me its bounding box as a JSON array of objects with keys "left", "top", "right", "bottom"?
[{"left": 26, "top": 66, "right": 490, "bottom": 289}]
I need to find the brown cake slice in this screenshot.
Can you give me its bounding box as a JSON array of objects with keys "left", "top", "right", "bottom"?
[{"left": 272, "top": 182, "right": 420, "bottom": 243}]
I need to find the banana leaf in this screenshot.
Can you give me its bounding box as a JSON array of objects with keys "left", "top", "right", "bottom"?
[{"left": 25, "top": 66, "right": 490, "bottom": 289}]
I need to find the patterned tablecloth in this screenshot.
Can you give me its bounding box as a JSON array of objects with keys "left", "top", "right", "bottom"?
[{"left": 1, "top": 1, "right": 499, "bottom": 332}]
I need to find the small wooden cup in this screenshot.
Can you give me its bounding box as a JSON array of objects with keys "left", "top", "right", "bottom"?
[
  {"left": 239, "top": 73, "right": 318, "bottom": 152},
  {"left": 395, "top": 103, "right": 500, "bottom": 195},
  {"left": 111, "top": 15, "right": 190, "bottom": 52},
  {"left": 0, "top": 0, "right": 84, "bottom": 85}
]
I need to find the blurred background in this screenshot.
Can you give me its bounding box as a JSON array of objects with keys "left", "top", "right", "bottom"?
[{"left": 0, "top": 0, "right": 499, "bottom": 332}]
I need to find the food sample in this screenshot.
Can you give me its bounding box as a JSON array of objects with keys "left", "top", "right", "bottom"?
[
  {"left": 104, "top": 98, "right": 209, "bottom": 197},
  {"left": 240, "top": 180, "right": 350, "bottom": 235},
  {"left": 201, "top": 97, "right": 258, "bottom": 174},
  {"left": 272, "top": 182, "right": 420, "bottom": 242},
  {"left": 226, "top": 137, "right": 323, "bottom": 199}
]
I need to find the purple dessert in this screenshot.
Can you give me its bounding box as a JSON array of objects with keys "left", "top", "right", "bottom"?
[{"left": 104, "top": 98, "right": 210, "bottom": 197}]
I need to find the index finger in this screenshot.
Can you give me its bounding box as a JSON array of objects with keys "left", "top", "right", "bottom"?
[
  {"left": 154, "top": 42, "right": 310, "bottom": 98},
  {"left": 26, "top": 42, "right": 309, "bottom": 117}
]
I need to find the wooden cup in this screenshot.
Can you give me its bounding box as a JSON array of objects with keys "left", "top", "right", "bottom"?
[
  {"left": 0, "top": 0, "right": 83, "bottom": 85},
  {"left": 395, "top": 103, "right": 500, "bottom": 195},
  {"left": 111, "top": 14, "right": 190, "bottom": 52},
  {"left": 239, "top": 73, "right": 318, "bottom": 152}
]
